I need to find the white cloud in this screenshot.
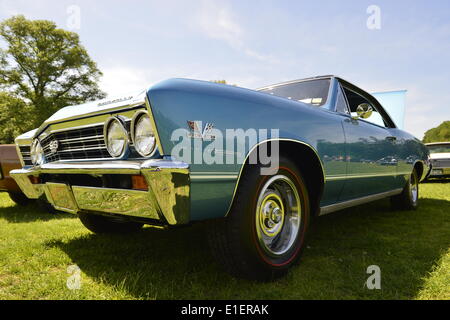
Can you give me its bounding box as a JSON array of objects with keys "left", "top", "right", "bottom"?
[
  {"left": 194, "top": 0, "right": 277, "bottom": 63},
  {"left": 99, "top": 66, "right": 155, "bottom": 98},
  {"left": 196, "top": 2, "right": 242, "bottom": 48}
]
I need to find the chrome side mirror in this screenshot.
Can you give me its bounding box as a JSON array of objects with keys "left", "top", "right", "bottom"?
[{"left": 355, "top": 103, "right": 373, "bottom": 119}]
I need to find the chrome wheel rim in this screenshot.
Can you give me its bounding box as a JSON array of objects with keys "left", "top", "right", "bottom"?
[
  {"left": 410, "top": 173, "right": 418, "bottom": 203},
  {"left": 255, "top": 175, "right": 301, "bottom": 257}
]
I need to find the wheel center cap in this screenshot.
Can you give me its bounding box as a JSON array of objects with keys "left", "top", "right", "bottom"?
[
  {"left": 271, "top": 207, "right": 282, "bottom": 223},
  {"left": 259, "top": 194, "right": 285, "bottom": 237}
]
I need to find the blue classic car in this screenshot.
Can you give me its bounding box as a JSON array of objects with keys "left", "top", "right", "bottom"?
[{"left": 11, "top": 75, "right": 430, "bottom": 280}]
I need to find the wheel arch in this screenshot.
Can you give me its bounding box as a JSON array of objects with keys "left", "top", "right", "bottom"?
[
  {"left": 225, "top": 139, "right": 326, "bottom": 217},
  {"left": 413, "top": 160, "right": 426, "bottom": 182}
]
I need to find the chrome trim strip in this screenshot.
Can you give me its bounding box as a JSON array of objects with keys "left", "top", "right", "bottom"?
[
  {"left": 45, "top": 122, "right": 105, "bottom": 135},
  {"left": 326, "top": 171, "right": 412, "bottom": 181},
  {"left": 144, "top": 95, "right": 165, "bottom": 155},
  {"left": 190, "top": 174, "right": 238, "bottom": 181},
  {"left": 52, "top": 146, "right": 107, "bottom": 153},
  {"left": 319, "top": 188, "right": 403, "bottom": 216},
  {"left": 224, "top": 138, "right": 325, "bottom": 217},
  {"left": 57, "top": 134, "right": 104, "bottom": 144},
  {"left": 193, "top": 171, "right": 238, "bottom": 174},
  {"left": 38, "top": 161, "right": 142, "bottom": 174},
  {"left": 256, "top": 75, "right": 334, "bottom": 91},
  {"left": 425, "top": 142, "right": 450, "bottom": 146}
]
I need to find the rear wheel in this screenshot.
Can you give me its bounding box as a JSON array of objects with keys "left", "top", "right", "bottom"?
[
  {"left": 207, "top": 156, "right": 310, "bottom": 281},
  {"left": 78, "top": 212, "right": 143, "bottom": 234},
  {"left": 391, "top": 169, "right": 419, "bottom": 210}
]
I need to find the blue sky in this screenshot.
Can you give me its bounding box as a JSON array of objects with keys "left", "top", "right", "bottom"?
[{"left": 1, "top": 0, "right": 449, "bottom": 139}]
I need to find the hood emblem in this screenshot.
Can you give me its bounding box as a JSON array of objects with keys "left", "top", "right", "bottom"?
[
  {"left": 187, "top": 121, "right": 215, "bottom": 140},
  {"left": 49, "top": 140, "right": 59, "bottom": 154}
]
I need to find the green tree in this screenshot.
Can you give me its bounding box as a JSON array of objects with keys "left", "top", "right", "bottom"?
[
  {"left": 0, "top": 92, "right": 33, "bottom": 144},
  {"left": 423, "top": 121, "right": 450, "bottom": 143},
  {"left": 0, "top": 15, "right": 106, "bottom": 143}
]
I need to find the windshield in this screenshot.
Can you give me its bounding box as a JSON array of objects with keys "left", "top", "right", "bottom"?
[
  {"left": 427, "top": 144, "right": 450, "bottom": 154},
  {"left": 259, "top": 79, "right": 330, "bottom": 107}
]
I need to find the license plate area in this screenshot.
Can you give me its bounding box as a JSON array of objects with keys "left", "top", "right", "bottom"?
[
  {"left": 432, "top": 169, "right": 443, "bottom": 175},
  {"left": 44, "top": 182, "right": 79, "bottom": 214}
]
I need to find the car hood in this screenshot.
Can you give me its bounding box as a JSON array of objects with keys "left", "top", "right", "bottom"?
[
  {"left": 429, "top": 153, "right": 450, "bottom": 160},
  {"left": 46, "top": 90, "right": 146, "bottom": 124},
  {"left": 15, "top": 128, "right": 38, "bottom": 146}
]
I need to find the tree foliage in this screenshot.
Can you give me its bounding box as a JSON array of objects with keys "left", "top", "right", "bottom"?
[
  {"left": 423, "top": 121, "right": 450, "bottom": 143},
  {"left": 0, "top": 92, "right": 33, "bottom": 144},
  {"left": 0, "top": 15, "right": 106, "bottom": 143}
]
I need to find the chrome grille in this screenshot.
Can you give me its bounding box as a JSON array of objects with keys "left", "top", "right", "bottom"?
[
  {"left": 19, "top": 145, "right": 32, "bottom": 166},
  {"left": 433, "top": 159, "right": 450, "bottom": 168},
  {"left": 40, "top": 125, "right": 112, "bottom": 163}
]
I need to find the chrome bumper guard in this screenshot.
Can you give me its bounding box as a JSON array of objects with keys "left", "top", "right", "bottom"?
[{"left": 10, "top": 160, "right": 190, "bottom": 225}]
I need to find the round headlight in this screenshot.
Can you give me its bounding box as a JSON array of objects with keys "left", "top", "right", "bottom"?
[
  {"left": 104, "top": 117, "right": 129, "bottom": 158},
  {"left": 30, "top": 139, "right": 45, "bottom": 165},
  {"left": 131, "top": 112, "right": 156, "bottom": 157}
]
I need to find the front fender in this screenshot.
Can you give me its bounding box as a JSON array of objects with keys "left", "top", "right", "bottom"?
[{"left": 146, "top": 78, "right": 345, "bottom": 220}]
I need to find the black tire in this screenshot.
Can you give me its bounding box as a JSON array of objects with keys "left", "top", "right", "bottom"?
[
  {"left": 207, "top": 156, "right": 310, "bottom": 281},
  {"left": 391, "top": 169, "right": 419, "bottom": 210},
  {"left": 78, "top": 212, "right": 143, "bottom": 234},
  {"left": 8, "top": 192, "right": 31, "bottom": 206}
]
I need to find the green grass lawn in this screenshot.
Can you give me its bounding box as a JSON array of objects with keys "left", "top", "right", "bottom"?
[{"left": 0, "top": 181, "right": 449, "bottom": 300}]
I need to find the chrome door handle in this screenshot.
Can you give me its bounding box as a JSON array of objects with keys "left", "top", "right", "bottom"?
[{"left": 386, "top": 136, "right": 397, "bottom": 141}]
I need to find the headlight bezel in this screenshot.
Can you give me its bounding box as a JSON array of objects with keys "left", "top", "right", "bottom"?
[
  {"left": 103, "top": 116, "right": 130, "bottom": 159},
  {"left": 131, "top": 110, "right": 157, "bottom": 157},
  {"left": 30, "top": 138, "right": 45, "bottom": 166}
]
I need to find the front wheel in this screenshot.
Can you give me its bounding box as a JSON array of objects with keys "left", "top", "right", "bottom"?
[
  {"left": 8, "top": 192, "right": 31, "bottom": 206},
  {"left": 207, "top": 156, "right": 310, "bottom": 281},
  {"left": 78, "top": 212, "right": 143, "bottom": 234},
  {"left": 391, "top": 169, "right": 419, "bottom": 210}
]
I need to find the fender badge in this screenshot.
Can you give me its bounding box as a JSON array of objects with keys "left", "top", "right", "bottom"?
[{"left": 187, "top": 121, "right": 216, "bottom": 140}]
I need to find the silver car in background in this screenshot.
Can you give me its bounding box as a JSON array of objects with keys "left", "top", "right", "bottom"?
[{"left": 426, "top": 142, "right": 450, "bottom": 179}]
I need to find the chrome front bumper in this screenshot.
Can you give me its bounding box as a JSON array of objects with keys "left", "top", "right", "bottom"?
[
  {"left": 429, "top": 166, "right": 450, "bottom": 177},
  {"left": 10, "top": 159, "right": 190, "bottom": 225}
]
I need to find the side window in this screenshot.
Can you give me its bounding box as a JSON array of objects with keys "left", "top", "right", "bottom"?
[
  {"left": 335, "top": 84, "right": 349, "bottom": 114},
  {"left": 342, "top": 86, "right": 389, "bottom": 128}
]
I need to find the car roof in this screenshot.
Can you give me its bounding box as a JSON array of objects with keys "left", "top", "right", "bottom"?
[{"left": 257, "top": 75, "right": 397, "bottom": 129}]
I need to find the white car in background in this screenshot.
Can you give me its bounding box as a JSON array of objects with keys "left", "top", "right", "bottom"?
[{"left": 426, "top": 142, "right": 450, "bottom": 179}]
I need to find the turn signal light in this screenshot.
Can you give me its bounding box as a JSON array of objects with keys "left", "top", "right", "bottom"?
[
  {"left": 28, "top": 176, "right": 40, "bottom": 184},
  {"left": 131, "top": 175, "right": 148, "bottom": 190}
]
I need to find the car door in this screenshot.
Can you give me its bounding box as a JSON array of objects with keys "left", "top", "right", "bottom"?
[{"left": 337, "top": 83, "right": 398, "bottom": 201}]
